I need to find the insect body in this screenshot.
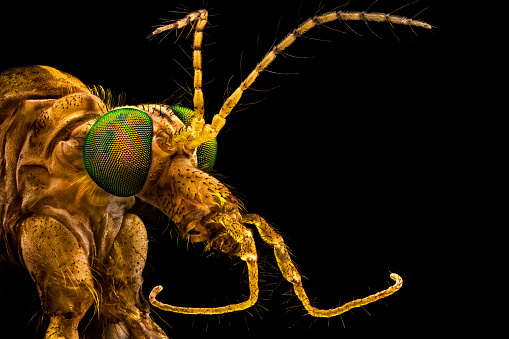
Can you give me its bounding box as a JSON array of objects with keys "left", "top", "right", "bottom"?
[{"left": 0, "top": 8, "right": 430, "bottom": 339}]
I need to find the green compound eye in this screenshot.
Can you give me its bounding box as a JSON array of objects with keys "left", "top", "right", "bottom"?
[
  {"left": 83, "top": 108, "right": 152, "bottom": 197},
  {"left": 171, "top": 106, "right": 217, "bottom": 172}
]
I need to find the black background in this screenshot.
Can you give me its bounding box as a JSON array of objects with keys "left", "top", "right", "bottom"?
[{"left": 0, "top": 1, "right": 451, "bottom": 338}]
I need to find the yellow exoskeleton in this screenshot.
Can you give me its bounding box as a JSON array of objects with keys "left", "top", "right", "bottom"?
[{"left": 0, "top": 7, "right": 431, "bottom": 339}]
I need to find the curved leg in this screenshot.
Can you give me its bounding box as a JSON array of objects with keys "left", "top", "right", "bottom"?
[
  {"left": 150, "top": 224, "right": 259, "bottom": 315},
  {"left": 242, "top": 214, "right": 403, "bottom": 318},
  {"left": 20, "top": 215, "right": 95, "bottom": 339},
  {"left": 101, "top": 213, "right": 168, "bottom": 338}
]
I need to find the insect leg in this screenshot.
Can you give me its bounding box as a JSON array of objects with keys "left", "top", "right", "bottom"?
[
  {"left": 19, "top": 215, "right": 95, "bottom": 339},
  {"left": 217, "top": 10, "right": 431, "bottom": 118},
  {"left": 148, "top": 10, "right": 208, "bottom": 136},
  {"left": 150, "top": 225, "right": 260, "bottom": 314},
  {"left": 242, "top": 214, "right": 403, "bottom": 318},
  {"left": 102, "top": 214, "right": 168, "bottom": 338},
  {"left": 183, "top": 9, "right": 431, "bottom": 149},
  {"left": 190, "top": 10, "right": 207, "bottom": 133}
]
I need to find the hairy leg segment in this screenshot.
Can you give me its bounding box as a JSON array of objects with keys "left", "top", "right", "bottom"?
[
  {"left": 20, "top": 214, "right": 168, "bottom": 339},
  {"left": 100, "top": 214, "right": 167, "bottom": 338},
  {"left": 148, "top": 9, "right": 432, "bottom": 150},
  {"left": 150, "top": 213, "right": 402, "bottom": 318},
  {"left": 20, "top": 215, "right": 95, "bottom": 339},
  {"left": 146, "top": 6, "right": 424, "bottom": 320},
  {"left": 150, "top": 223, "right": 260, "bottom": 315},
  {"left": 242, "top": 214, "right": 403, "bottom": 318}
]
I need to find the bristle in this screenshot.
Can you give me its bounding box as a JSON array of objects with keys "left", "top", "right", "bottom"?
[{"left": 88, "top": 85, "right": 126, "bottom": 111}]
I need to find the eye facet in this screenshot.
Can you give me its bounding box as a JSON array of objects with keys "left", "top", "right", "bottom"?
[
  {"left": 83, "top": 108, "right": 152, "bottom": 197},
  {"left": 171, "top": 105, "right": 217, "bottom": 172}
]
